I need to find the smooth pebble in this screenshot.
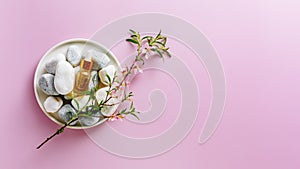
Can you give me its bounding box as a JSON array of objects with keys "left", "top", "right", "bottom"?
[
  {"left": 54, "top": 61, "right": 75, "bottom": 95},
  {"left": 43, "top": 96, "right": 63, "bottom": 113},
  {"left": 84, "top": 49, "right": 110, "bottom": 70},
  {"left": 66, "top": 45, "right": 81, "bottom": 66},
  {"left": 98, "top": 65, "right": 116, "bottom": 85},
  {"left": 38, "top": 74, "right": 59, "bottom": 95},
  {"left": 45, "top": 53, "right": 65, "bottom": 74},
  {"left": 58, "top": 104, "right": 77, "bottom": 125},
  {"left": 79, "top": 111, "right": 102, "bottom": 126}
]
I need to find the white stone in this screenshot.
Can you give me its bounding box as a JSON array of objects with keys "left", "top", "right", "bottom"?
[
  {"left": 95, "top": 87, "right": 118, "bottom": 116},
  {"left": 66, "top": 45, "right": 81, "bottom": 66},
  {"left": 38, "top": 74, "right": 59, "bottom": 95},
  {"left": 71, "top": 95, "right": 93, "bottom": 110},
  {"left": 98, "top": 65, "right": 116, "bottom": 85},
  {"left": 58, "top": 104, "right": 77, "bottom": 125},
  {"left": 79, "top": 111, "right": 102, "bottom": 126},
  {"left": 88, "top": 71, "right": 99, "bottom": 90},
  {"left": 45, "top": 54, "right": 66, "bottom": 74},
  {"left": 54, "top": 61, "right": 75, "bottom": 95},
  {"left": 84, "top": 49, "right": 110, "bottom": 70},
  {"left": 43, "top": 96, "right": 63, "bottom": 113}
]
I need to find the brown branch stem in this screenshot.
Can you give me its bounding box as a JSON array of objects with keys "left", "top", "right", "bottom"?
[{"left": 36, "top": 117, "right": 78, "bottom": 149}]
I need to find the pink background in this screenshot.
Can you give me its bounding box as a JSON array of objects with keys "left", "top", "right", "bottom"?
[{"left": 1, "top": 0, "right": 300, "bottom": 169}]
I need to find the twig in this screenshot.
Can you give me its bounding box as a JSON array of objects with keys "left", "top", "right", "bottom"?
[{"left": 36, "top": 117, "right": 78, "bottom": 149}]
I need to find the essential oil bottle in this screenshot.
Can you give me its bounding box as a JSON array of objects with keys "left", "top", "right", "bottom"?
[{"left": 73, "top": 58, "right": 93, "bottom": 96}]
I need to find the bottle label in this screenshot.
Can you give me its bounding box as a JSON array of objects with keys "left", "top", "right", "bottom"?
[
  {"left": 76, "top": 73, "right": 89, "bottom": 91},
  {"left": 82, "top": 60, "right": 93, "bottom": 70}
]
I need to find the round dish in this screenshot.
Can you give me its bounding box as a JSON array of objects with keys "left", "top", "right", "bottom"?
[{"left": 34, "top": 38, "right": 121, "bottom": 129}]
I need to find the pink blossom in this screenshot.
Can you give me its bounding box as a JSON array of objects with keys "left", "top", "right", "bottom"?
[
  {"left": 108, "top": 114, "right": 124, "bottom": 121},
  {"left": 111, "top": 89, "right": 117, "bottom": 95},
  {"left": 133, "top": 65, "right": 143, "bottom": 74}
]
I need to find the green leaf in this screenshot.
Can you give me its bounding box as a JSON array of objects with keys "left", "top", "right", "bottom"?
[
  {"left": 91, "top": 95, "right": 96, "bottom": 101},
  {"left": 91, "top": 74, "right": 98, "bottom": 87},
  {"left": 142, "top": 36, "right": 152, "bottom": 40},
  {"left": 58, "top": 128, "right": 64, "bottom": 133},
  {"left": 151, "top": 48, "right": 163, "bottom": 58},
  {"left": 105, "top": 74, "right": 111, "bottom": 84},
  {"left": 155, "top": 30, "right": 162, "bottom": 40},
  {"left": 130, "top": 112, "right": 140, "bottom": 120},
  {"left": 120, "top": 108, "right": 127, "bottom": 114},
  {"left": 113, "top": 71, "right": 117, "bottom": 79},
  {"left": 128, "top": 91, "right": 133, "bottom": 97},
  {"left": 162, "top": 37, "right": 167, "bottom": 45},
  {"left": 164, "top": 50, "right": 172, "bottom": 58},
  {"left": 126, "top": 38, "right": 139, "bottom": 44},
  {"left": 154, "top": 41, "right": 165, "bottom": 46},
  {"left": 90, "top": 87, "right": 95, "bottom": 95},
  {"left": 129, "top": 29, "right": 136, "bottom": 34},
  {"left": 105, "top": 90, "right": 110, "bottom": 98},
  {"left": 83, "top": 90, "right": 90, "bottom": 95},
  {"left": 73, "top": 99, "right": 80, "bottom": 110},
  {"left": 130, "top": 102, "right": 133, "bottom": 109},
  {"left": 131, "top": 34, "right": 138, "bottom": 38},
  {"left": 147, "top": 38, "right": 152, "bottom": 46}
]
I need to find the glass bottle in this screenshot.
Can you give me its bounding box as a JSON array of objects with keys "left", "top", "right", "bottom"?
[{"left": 73, "top": 58, "right": 93, "bottom": 96}]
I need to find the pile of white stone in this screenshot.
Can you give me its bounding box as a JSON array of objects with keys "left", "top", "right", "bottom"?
[{"left": 38, "top": 45, "right": 118, "bottom": 126}]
